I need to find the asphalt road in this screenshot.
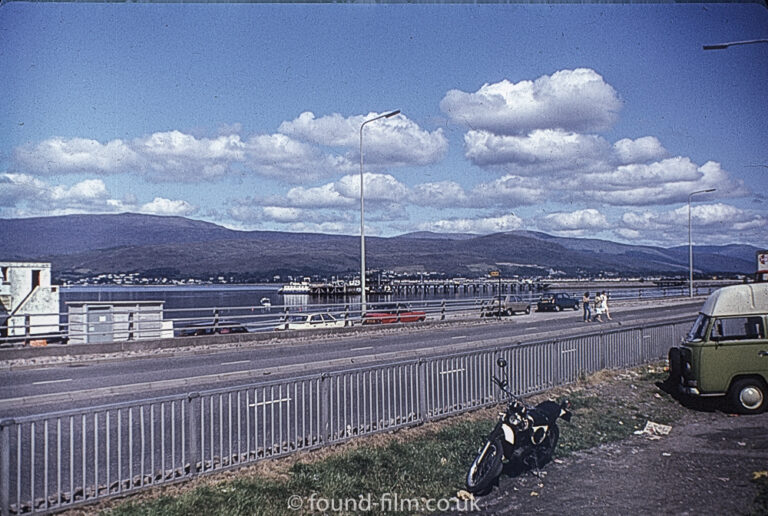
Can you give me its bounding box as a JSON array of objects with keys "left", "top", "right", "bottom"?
[{"left": 0, "top": 299, "right": 700, "bottom": 417}]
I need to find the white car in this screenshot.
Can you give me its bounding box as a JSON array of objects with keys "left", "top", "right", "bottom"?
[{"left": 275, "top": 312, "right": 346, "bottom": 331}]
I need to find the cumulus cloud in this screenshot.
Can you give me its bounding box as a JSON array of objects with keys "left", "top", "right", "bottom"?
[
  {"left": 620, "top": 203, "right": 767, "bottom": 244},
  {"left": 471, "top": 175, "right": 545, "bottom": 206},
  {"left": 0, "top": 173, "right": 198, "bottom": 218},
  {"left": 418, "top": 213, "right": 523, "bottom": 234},
  {"left": 335, "top": 173, "right": 410, "bottom": 203},
  {"left": 279, "top": 111, "right": 448, "bottom": 167},
  {"left": 464, "top": 129, "right": 611, "bottom": 172},
  {"left": 540, "top": 208, "right": 609, "bottom": 232},
  {"left": 14, "top": 137, "right": 140, "bottom": 175},
  {"left": 286, "top": 183, "right": 356, "bottom": 208},
  {"left": 441, "top": 69, "right": 622, "bottom": 134},
  {"left": 612, "top": 136, "right": 668, "bottom": 165},
  {"left": 140, "top": 197, "right": 198, "bottom": 216},
  {"left": 410, "top": 181, "right": 469, "bottom": 207}
]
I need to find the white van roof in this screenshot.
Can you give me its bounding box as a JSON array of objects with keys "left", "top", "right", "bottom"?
[{"left": 700, "top": 283, "right": 768, "bottom": 317}]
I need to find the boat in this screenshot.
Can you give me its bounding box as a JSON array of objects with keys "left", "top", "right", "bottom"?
[
  {"left": 278, "top": 277, "right": 312, "bottom": 295},
  {"left": 259, "top": 297, "right": 272, "bottom": 307}
]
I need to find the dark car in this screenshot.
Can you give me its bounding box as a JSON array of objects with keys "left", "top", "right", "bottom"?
[
  {"left": 537, "top": 293, "right": 579, "bottom": 312},
  {"left": 362, "top": 303, "right": 426, "bottom": 324},
  {"left": 177, "top": 320, "right": 249, "bottom": 337}
]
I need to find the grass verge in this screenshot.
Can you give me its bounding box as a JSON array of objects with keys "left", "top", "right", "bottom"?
[{"left": 72, "top": 363, "right": 745, "bottom": 515}]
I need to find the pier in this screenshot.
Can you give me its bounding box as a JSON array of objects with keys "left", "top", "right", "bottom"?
[{"left": 288, "top": 279, "right": 550, "bottom": 297}]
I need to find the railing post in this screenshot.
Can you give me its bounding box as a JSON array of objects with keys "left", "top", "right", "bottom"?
[
  {"left": 187, "top": 393, "right": 200, "bottom": 476},
  {"left": 417, "top": 359, "right": 429, "bottom": 422},
  {"left": 0, "top": 419, "right": 13, "bottom": 516},
  {"left": 440, "top": 300, "right": 446, "bottom": 321},
  {"left": 320, "top": 374, "right": 330, "bottom": 444},
  {"left": 344, "top": 305, "right": 350, "bottom": 327},
  {"left": 552, "top": 338, "right": 560, "bottom": 389},
  {"left": 599, "top": 330, "right": 606, "bottom": 370}
]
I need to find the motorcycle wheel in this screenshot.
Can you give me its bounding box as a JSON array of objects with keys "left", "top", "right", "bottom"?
[{"left": 466, "top": 437, "right": 504, "bottom": 494}]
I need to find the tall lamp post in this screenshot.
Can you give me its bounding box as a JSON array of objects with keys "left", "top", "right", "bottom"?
[
  {"left": 359, "top": 109, "right": 400, "bottom": 313},
  {"left": 688, "top": 188, "right": 716, "bottom": 297}
]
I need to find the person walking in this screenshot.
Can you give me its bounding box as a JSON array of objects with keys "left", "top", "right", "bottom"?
[
  {"left": 582, "top": 292, "right": 591, "bottom": 322},
  {"left": 602, "top": 290, "right": 613, "bottom": 321},
  {"left": 593, "top": 292, "right": 604, "bottom": 322}
]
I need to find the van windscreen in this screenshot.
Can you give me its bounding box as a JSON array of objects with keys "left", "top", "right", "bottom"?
[{"left": 687, "top": 314, "right": 710, "bottom": 342}]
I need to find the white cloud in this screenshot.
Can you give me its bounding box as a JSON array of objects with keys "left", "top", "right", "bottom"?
[
  {"left": 14, "top": 137, "right": 139, "bottom": 175},
  {"left": 418, "top": 213, "right": 523, "bottom": 234},
  {"left": 262, "top": 206, "right": 304, "bottom": 223},
  {"left": 464, "top": 129, "right": 611, "bottom": 172},
  {"left": 620, "top": 203, "right": 767, "bottom": 244},
  {"left": 441, "top": 68, "right": 621, "bottom": 135},
  {"left": 410, "top": 181, "right": 469, "bottom": 207},
  {"left": 335, "top": 173, "right": 409, "bottom": 203},
  {"left": 471, "top": 175, "right": 545, "bottom": 206},
  {"left": 612, "top": 136, "right": 668, "bottom": 164},
  {"left": 0, "top": 173, "right": 199, "bottom": 218},
  {"left": 540, "top": 208, "right": 608, "bottom": 232},
  {"left": 279, "top": 111, "right": 448, "bottom": 167},
  {"left": 286, "top": 183, "right": 356, "bottom": 208},
  {"left": 139, "top": 197, "right": 198, "bottom": 216},
  {"left": 244, "top": 133, "right": 352, "bottom": 182}
]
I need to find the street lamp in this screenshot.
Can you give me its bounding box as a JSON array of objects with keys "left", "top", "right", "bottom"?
[
  {"left": 359, "top": 109, "right": 400, "bottom": 313},
  {"left": 688, "top": 188, "right": 716, "bottom": 297},
  {"left": 703, "top": 39, "right": 768, "bottom": 50}
]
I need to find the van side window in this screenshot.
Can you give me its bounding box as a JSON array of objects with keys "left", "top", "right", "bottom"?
[{"left": 711, "top": 317, "right": 765, "bottom": 341}]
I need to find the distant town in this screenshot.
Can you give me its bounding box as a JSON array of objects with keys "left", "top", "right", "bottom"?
[{"left": 59, "top": 269, "right": 738, "bottom": 288}]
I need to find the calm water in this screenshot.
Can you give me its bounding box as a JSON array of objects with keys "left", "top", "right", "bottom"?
[{"left": 59, "top": 284, "right": 499, "bottom": 332}]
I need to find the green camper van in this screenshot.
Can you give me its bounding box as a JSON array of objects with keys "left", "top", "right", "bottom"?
[{"left": 669, "top": 283, "right": 768, "bottom": 414}]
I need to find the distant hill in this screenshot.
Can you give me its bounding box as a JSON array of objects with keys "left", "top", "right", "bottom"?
[{"left": 0, "top": 213, "right": 759, "bottom": 280}]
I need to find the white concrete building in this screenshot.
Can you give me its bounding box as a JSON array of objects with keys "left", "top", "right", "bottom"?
[{"left": 0, "top": 262, "right": 61, "bottom": 342}]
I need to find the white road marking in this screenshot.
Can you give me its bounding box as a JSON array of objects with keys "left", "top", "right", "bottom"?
[
  {"left": 221, "top": 360, "right": 250, "bottom": 366},
  {"left": 351, "top": 346, "right": 373, "bottom": 351},
  {"left": 33, "top": 378, "right": 72, "bottom": 386}
]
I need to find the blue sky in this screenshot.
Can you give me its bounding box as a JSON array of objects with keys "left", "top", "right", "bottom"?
[{"left": 1, "top": 2, "right": 767, "bottom": 248}]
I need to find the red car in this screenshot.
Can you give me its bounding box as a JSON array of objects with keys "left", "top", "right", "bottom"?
[{"left": 362, "top": 303, "right": 426, "bottom": 324}]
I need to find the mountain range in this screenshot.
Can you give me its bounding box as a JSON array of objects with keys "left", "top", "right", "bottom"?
[{"left": 0, "top": 213, "right": 760, "bottom": 280}]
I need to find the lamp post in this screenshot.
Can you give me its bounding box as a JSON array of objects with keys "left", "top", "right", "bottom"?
[
  {"left": 703, "top": 39, "right": 768, "bottom": 50},
  {"left": 688, "top": 188, "right": 716, "bottom": 297},
  {"left": 359, "top": 109, "right": 400, "bottom": 313}
]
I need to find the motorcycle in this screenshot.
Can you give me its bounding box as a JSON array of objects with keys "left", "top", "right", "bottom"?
[{"left": 466, "top": 357, "right": 572, "bottom": 494}]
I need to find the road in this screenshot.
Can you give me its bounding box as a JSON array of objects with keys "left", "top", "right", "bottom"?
[{"left": 0, "top": 299, "right": 700, "bottom": 418}]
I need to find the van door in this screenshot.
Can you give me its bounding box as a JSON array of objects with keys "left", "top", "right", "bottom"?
[{"left": 700, "top": 316, "right": 768, "bottom": 393}]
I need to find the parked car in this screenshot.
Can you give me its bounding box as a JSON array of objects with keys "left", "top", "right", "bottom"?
[
  {"left": 275, "top": 312, "right": 346, "bottom": 331},
  {"left": 537, "top": 293, "right": 579, "bottom": 312},
  {"left": 177, "top": 320, "right": 249, "bottom": 336},
  {"left": 362, "top": 303, "right": 426, "bottom": 324},
  {"left": 480, "top": 295, "right": 531, "bottom": 317}
]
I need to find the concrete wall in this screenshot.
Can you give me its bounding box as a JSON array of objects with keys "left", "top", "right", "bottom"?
[{"left": 0, "top": 262, "right": 60, "bottom": 339}]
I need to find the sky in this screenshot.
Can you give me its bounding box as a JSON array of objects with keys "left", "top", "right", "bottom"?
[{"left": 1, "top": 2, "right": 767, "bottom": 249}]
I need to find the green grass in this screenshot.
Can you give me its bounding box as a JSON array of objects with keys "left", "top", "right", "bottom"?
[{"left": 98, "top": 364, "right": 701, "bottom": 516}]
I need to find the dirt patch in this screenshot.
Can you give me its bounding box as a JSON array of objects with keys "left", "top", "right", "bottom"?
[{"left": 468, "top": 377, "right": 768, "bottom": 515}]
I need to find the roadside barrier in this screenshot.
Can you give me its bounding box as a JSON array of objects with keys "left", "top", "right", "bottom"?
[
  {"left": 0, "top": 286, "right": 712, "bottom": 347},
  {"left": 0, "top": 315, "right": 693, "bottom": 515}
]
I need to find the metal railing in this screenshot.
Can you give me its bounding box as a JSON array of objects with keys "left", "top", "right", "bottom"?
[
  {"left": 1, "top": 285, "right": 713, "bottom": 347},
  {"left": 0, "top": 315, "right": 693, "bottom": 515}
]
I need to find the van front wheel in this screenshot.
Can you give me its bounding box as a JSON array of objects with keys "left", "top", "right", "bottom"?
[{"left": 728, "top": 378, "right": 766, "bottom": 414}]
